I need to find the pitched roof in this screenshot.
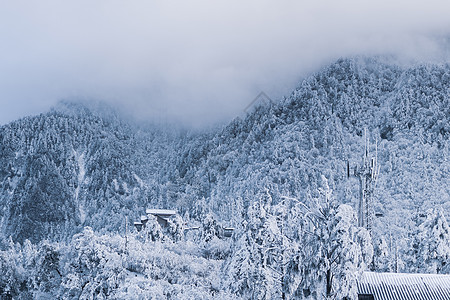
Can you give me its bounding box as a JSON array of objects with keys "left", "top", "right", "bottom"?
[
  {"left": 145, "top": 209, "right": 176, "bottom": 217},
  {"left": 358, "top": 272, "right": 450, "bottom": 300}
]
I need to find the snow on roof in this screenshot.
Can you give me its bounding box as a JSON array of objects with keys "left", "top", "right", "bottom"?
[
  {"left": 223, "top": 227, "right": 235, "bottom": 230},
  {"left": 358, "top": 272, "right": 450, "bottom": 300},
  {"left": 184, "top": 226, "right": 200, "bottom": 231},
  {"left": 145, "top": 209, "right": 176, "bottom": 216}
]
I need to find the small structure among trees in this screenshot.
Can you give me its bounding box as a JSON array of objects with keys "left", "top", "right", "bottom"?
[
  {"left": 146, "top": 209, "right": 177, "bottom": 228},
  {"left": 134, "top": 209, "right": 177, "bottom": 232},
  {"left": 221, "top": 227, "right": 235, "bottom": 238},
  {"left": 133, "top": 208, "right": 234, "bottom": 241}
]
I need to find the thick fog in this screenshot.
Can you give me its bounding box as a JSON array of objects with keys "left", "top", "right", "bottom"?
[{"left": 0, "top": 0, "right": 449, "bottom": 127}]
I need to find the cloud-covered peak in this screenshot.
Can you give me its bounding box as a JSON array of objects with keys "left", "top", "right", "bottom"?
[{"left": 1, "top": 0, "right": 449, "bottom": 127}]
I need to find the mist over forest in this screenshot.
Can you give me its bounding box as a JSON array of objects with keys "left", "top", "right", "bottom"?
[
  {"left": 1, "top": 1, "right": 450, "bottom": 299},
  {"left": 0, "top": 55, "right": 449, "bottom": 298},
  {"left": 1, "top": 1, "right": 450, "bottom": 127}
]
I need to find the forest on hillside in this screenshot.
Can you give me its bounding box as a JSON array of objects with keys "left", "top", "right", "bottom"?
[{"left": 0, "top": 57, "right": 449, "bottom": 299}]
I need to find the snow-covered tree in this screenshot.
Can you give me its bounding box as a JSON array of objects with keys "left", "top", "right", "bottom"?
[
  {"left": 225, "top": 190, "right": 283, "bottom": 299},
  {"left": 143, "top": 214, "right": 164, "bottom": 242},
  {"left": 299, "top": 178, "right": 373, "bottom": 299},
  {"left": 373, "top": 236, "right": 392, "bottom": 272},
  {"left": 61, "top": 227, "right": 125, "bottom": 299},
  {"left": 33, "top": 242, "right": 62, "bottom": 293},
  {"left": 202, "top": 213, "right": 220, "bottom": 243},
  {"left": 167, "top": 215, "right": 184, "bottom": 242},
  {"left": 0, "top": 249, "right": 23, "bottom": 299},
  {"left": 414, "top": 208, "right": 450, "bottom": 274}
]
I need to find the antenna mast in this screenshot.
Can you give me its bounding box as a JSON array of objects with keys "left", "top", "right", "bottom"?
[{"left": 349, "top": 128, "right": 380, "bottom": 233}]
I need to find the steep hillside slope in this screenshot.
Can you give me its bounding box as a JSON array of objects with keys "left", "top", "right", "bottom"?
[
  {"left": 176, "top": 57, "right": 449, "bottom": 242},
  {"left": 0, "top": 57, "right": 449, "bottom": 299},
  {"left": 0, "top": 103, "right": 149, "bottom": 242},
  {"left": 0, "top": 57, "right": 448, "bottom": 250}
]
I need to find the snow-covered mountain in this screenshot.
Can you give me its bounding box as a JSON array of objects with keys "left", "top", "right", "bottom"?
[
  {"left": 0, "top": 57, "right": 448, "bottom": 298},
  {"left": 1, "top": 56, "right": 448, "bottom": 243}
]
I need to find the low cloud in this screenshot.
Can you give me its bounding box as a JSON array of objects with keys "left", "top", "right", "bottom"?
[{"left": 1, "top": 0, "right": 449, "bottom": 126}]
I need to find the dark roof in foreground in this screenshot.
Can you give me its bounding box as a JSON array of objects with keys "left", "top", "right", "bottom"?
[{"left": 358, "top": 272, "right": 450, "bottom": 300}]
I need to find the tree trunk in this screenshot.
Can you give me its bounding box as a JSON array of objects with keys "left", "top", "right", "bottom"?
[{"left": 326, "top": 268, "right": 332, "bottom": 297}]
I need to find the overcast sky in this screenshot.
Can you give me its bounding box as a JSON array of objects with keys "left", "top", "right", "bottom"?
[{"left": 0, "top": 1, "right": 449, "bottom": 127}]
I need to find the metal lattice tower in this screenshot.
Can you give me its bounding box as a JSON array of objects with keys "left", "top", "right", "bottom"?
[{"left": 349, "top": 129, "right": 380, "bottom": 233}]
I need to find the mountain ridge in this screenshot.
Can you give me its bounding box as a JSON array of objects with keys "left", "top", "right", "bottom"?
[{"left": 0, "top": 56, "right": 448, "bottom": 246}]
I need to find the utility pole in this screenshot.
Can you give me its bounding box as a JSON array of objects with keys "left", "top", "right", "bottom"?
[{"left": 125, "top": 216, "right": 128, "bottom": 254}]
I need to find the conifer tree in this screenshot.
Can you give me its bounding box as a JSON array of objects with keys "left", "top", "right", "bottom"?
[
  {"left": 225, "top": 190, "right": 283, "bottom": 299},
  {"left": 415, "top": 208, "right": 450, "bottom": 274},
  {"left": 373, "top": 236, "right": 392, "bottom": 272},
  {"left": 299, "top": 177, "right": 373, "bottom": 299}
]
